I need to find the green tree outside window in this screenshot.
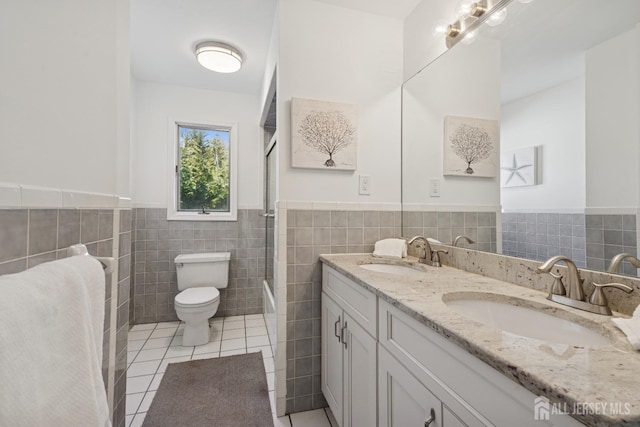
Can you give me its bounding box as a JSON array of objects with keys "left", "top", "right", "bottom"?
[{"left": 178, "top": 126, "right": 230, "bottom": 211}]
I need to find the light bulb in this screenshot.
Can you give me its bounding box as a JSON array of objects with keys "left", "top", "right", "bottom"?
[
  {"left": 462, "top": 30, "right": 478, "bottom": 45},
  {"left": 433, "top": 18, "right": 450, "bottom": 36},
  {"left": 455, "top": 0, "right": 474, "bottom": 19},
  {"left": 486, "top": 7, "right": 507, "bottom": 26}
]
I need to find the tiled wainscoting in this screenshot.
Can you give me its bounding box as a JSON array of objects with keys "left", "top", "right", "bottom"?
[
  {"left": 502, "top": 212, "right": 587, "bottom": 266},
  {"left": 284, "top": 208, "right": 401, "bottom": 413},
  {"left": 585, "top": 214, "right": 637, "bottom": 275},
  {"left": 402, "top": 210, "right": 497, "bottom": 252},
  {"left": 130, "top": 208, "right": 266, "bottom": 324},
  {"left": 0, "top": 207, "right": 131, "bottom": 427},
  {"left": 502, "top": 212, "right": 639, "bottom": 275}
]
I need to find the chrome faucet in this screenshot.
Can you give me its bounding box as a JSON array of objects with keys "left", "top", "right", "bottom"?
[
  {"left": 407, "top": 236, "right": 448, "bottom": 267},
  {"left": 452, "top": 235, "right": 475, "bottom": 247},
  {"left": 608, "top": 253, "right": 640, "bottom": 274},
  {"left": 537, "top": 255, "right": 633, "bottom": 315}
]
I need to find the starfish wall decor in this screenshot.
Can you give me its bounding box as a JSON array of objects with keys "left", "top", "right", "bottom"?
[{"left": 500, "top": 146, "right": 537, "bottom": 188}]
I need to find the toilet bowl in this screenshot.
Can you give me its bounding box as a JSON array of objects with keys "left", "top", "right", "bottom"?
[{"left": 174, "top": 252, "right": 230, "bottom": 346}]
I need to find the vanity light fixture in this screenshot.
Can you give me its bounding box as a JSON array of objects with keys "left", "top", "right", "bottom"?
[
  {"left": 461, "top": 30, "right": 479, "bottom": 45},
  {"left": 195, "top": 41, "right": 243, "bottom": 73},
  {"left": 468, "top": 0, "right": 508, "bottom": 25},
  {"left": 447, "top": 21, "right": 462, "bottom": 38},
  {"left": 486, "top": 7, "right": 508, "bottom": 26},
  {"left": 469, "top": 1, "right": 488, "bottom": 17},
  {"left": 444, "top": 0, "right": 513, "bottom": 48},
  {"left": 455, "top": 0, "right": 475, "bottom": 19}
]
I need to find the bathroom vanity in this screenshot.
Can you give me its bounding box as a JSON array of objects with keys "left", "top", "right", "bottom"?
[{"left": 320, "top": 254, "right": 640, "bottom": 427}]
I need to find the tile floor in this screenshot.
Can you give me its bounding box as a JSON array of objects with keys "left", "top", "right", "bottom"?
[{"left": 125, "top": 314, "right": 335, "bottom": 427}]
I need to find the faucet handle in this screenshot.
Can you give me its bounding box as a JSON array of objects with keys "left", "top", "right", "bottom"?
[
  {"left": 549, "top": 271, "right": 566, "bottom": 296},
  {"left": 589, "top": 282, "right": 633, "bottom": 306},
  {"left": 432, "top": 248, "right": 448, "bottom": 256},
  {"left": 412, "top": 242, "right": 427, "bottom": 259},
  {"left": 431, "top": 249, "right": 449, "bottom": 266}
]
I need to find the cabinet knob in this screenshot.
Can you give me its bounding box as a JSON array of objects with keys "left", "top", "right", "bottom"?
[{"left": 424, "top": 408, "right": 436, "bottom": 427}]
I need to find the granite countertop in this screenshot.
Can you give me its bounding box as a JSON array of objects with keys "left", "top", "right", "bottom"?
[{"left": 320, "top": 253, "right": 640, "bottom": 426}]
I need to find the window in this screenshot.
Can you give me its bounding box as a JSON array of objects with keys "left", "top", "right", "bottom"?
[{"left": 167, "top": 120, "right": 237, "bottom": 221}]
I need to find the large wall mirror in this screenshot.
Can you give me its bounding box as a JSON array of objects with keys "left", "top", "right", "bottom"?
[{"left": 402, "top": 0, "right": 640, "bottom": 276}]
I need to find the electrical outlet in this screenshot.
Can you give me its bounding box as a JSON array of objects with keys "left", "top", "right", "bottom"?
[
  {"left": 359, "top": 175, "right": 371, "bottom": 195},
  {"left": 429, "top": 179, "right": 441, "bottom": 197}
]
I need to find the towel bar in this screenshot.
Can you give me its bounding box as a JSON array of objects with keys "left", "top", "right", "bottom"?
[{"left": 67, "top": 244, "right": 115, "bottom": 274}]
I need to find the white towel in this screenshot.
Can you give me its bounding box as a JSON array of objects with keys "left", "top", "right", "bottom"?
[
  {"left": 612, "top": 304, "right": 640, "bottom": 350},
  {"left": 373, "top": 238, "right": 407, "bottom": 259},
  {"left": 0, "top": 256, "right": 111, "bottom": 427}
]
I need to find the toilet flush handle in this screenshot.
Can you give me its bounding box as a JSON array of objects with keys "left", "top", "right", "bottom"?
[{"left": 176, "top": 263, "right": 184, "bottom": 268}]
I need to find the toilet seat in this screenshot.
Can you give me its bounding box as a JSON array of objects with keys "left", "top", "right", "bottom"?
[{"left": 175, "top": 287, "right": 220, "bottom": 308}]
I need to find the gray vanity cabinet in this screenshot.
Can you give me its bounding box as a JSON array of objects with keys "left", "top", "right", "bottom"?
[{"left": 321, "top": 265, "right": 377, "bottom": 427}]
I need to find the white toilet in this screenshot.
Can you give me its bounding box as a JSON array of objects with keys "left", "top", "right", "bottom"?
[{"left": 174, "top": 252, "right": 230, "bottom": 346}]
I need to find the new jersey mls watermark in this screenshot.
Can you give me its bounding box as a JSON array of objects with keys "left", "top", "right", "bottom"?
[{"left": 534, "top": 396, "right": 631, "bottom": 421}]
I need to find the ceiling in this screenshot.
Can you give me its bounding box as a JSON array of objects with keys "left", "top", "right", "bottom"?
[
  {"left": 130, "top": 0, "right": 421, "bottom": 95},
  {"left": 479, "top": 0, "right": 640, "bottom": 103},
  {"left": 130, "top": 0, "right": 277, "bottom": 95},
  {"left": 314, "top": 0, "right": 421, "bottom": 19}
]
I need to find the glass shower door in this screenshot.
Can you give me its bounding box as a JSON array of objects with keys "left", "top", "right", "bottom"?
[{"left": 264, "top": 137, "right": 276, "bottom": 294}]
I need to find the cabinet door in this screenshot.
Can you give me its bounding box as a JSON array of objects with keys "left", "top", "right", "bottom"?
[
  {"left": 443, "top": 406, "right": 467, "bottom": 427},
  {"left": 343, "top": 312, "right": 377, "bottom": 427},
  {"left": 322, "top": 292, "right": 344, "bottom": 425},
  {"left": 379, "top": 345, "right": 442, "bottom": 427}
]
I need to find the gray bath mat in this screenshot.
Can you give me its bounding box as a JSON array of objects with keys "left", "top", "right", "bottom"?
[{"left": 142, "top": 352, "right": 274, "bottom": 427}]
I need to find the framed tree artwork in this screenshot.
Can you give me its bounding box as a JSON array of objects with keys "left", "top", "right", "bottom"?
[
  {"left": 443, "top": 115, "right": 499, "bottom": 177},
  {"left": 291, "top": 97, "right": 358, "bottom": 170}
]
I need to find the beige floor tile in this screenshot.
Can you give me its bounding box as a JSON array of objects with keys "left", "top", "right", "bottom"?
[
  {"left": 127, "top": 374, "right": 153, "bottom": 394},
  {"left": 127, "top": 360, "right": 161, "bottom": 378},
  {"left": 157, "top": 356, "right": 191, "bottom": 373},
  {"left": 129, "top": 323, "right": 156, "bottom": 332},
  {"left": 142, "top": 337, "right": 173, "bottom": 350},
  {"left": 125, "top": 393, "right": 144, "bottom": 415},
  {"left": 220, "top": 337, "right": 246, "bottom": 351},
  {"left": 289, "top": 409, "right": 331, "bottom": 427},
  {"left": 220, "top": 348, "right": 247, "bottom": 357},
  {"left": 193, "top": 340, "right": 221, "bottom": 354}
]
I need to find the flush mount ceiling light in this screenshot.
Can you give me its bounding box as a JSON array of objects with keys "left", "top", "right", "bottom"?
[{"left": 195, "top": 41, "right": 243, "bottom": 73}]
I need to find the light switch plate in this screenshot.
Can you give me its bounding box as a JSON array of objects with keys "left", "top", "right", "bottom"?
[
  {"left": 359, "top": 175, "right": 371, "bottom": 195},
  {"left": 429, "top": 179, "right": 441, "bottom": 197}
]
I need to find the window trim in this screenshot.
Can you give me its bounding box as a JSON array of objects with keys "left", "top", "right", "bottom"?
[{"left": 167, "top": 118, "right": 238, "bottom": 221}]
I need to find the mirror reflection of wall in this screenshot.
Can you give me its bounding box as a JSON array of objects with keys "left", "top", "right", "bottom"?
[
  {"left": 402, "top": 0, "right": 640, "bottom": 276},
  {"left": 402, "top": 38, "right": 500, "bottom": 251}
]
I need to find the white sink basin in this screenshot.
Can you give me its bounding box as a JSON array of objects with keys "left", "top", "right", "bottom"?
[
  {"left": 359, "top": 263, "right": 424, "bottom": 277},
  {"left": 444, "top": 297, "right": 612, "bottom": 347}
]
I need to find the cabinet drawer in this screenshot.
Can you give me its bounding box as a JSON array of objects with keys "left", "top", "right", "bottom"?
[
  {"left": 322, "top": 265, "right": 377, "bottom": 338},
  {"left": 379, "top": 300, "right": 583, "bottom": 427}
]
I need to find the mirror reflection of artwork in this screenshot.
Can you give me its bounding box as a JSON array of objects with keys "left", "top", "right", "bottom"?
[
  {"left": 501, "top": 146, "right": 538, "bottom": 188},
  {"left": 443, "top": 116, "right": 498, "bottom": 177},
  {"left": 291, "top": 97, "right": 357, "bottom": 170}
]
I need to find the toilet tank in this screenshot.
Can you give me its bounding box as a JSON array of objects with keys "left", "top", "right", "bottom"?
[{"left": 174, "top": 252, "right": 230, "bottom": 290}]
